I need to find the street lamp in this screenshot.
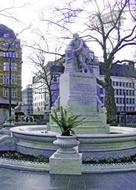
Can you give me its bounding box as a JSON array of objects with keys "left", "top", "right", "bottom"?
[{"left": 7, "top": 51, "right": 15, "bottom": 122}]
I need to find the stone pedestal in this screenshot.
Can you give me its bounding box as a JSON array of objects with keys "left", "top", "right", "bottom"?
[
  {"left": 60, "top": 71, "right": 109, "bottom": 134},
  {"left": 49, "top": 135, "right": 82, "bottom": 175}
]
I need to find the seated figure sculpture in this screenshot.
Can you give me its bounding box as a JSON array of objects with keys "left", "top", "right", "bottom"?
[{"left": 67, "top": 33, "right": 94, "bottom": 73}]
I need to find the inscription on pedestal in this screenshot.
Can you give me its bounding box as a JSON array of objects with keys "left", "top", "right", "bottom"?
[{"left": 73, "top": 83, "right": 91, "bottom": 91}]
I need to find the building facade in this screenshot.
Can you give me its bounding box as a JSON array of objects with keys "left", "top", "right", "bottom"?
[
  {"left": 99, "top": 62, "right": 136, "bottom": 113},
  {"left": 22, "top": 84, "right": 33, "bottom": 116},
  {"left": 32, "top": 61, "right": 64, "bottom": 121},
  {"left": 0, "top": 24, "right": 22, "bottom": 122},
  {"left": 32, "top": 77, "right": 46, "bottom": 119}
]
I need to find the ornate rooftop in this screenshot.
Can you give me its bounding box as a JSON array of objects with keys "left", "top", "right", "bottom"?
[{"left": 0, "top": 24, "right": 16, "bottom": 38}]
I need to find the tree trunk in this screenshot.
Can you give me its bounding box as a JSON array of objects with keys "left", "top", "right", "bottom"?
[
  {"left": 104, "top": 74, "right": 117, "bottom": 126},
  {"left": 48, "top": 89, "right": 53, "bottom": 111}
]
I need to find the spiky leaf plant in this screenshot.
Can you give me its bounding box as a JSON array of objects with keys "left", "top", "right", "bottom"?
[{"left": 51, "top": 106, "right": 83, "bottom": 136}]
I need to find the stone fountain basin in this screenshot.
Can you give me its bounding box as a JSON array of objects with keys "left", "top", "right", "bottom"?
[
  {"left": 11, "top": 125, "right": 59, "bottom": 157},
  {"left": 11, "top": 125, "right": 136, "bottom": 160}
]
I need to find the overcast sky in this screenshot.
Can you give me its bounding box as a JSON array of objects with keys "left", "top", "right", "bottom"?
[
  {"left": 0, "top": 0, "right": 65, "bottom": 88},
  {"left": 0, "top": 0, "right": 90, "bottom": 89},
  {"left": 0, "top": 0, "right": 135, "bottom": 89}
]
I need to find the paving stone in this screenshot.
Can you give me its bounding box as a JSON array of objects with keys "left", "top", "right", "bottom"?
[{"left": 1, "top": 168, "right": 136, "bottom": 189}]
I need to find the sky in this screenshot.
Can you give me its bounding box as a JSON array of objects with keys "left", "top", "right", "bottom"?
[
  {"left": 0, "top": 0, "right": 91, "bottom": 89},
  {"left": 0, "top": 0, "right": 135, "bottom": 89},
  {"left": 0, "top": 0, "right": 64, "bottom": 89}
]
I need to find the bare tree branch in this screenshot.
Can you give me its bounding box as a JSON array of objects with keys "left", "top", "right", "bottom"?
[
  {"left": 26, "top": 44, "right": 64, "bottom": 57},
  {"left": 38, "top": 0, "right": 135, "bottom": 125},
  {"left": 0, "top": 3, "right": 30, "bottom": 22}
]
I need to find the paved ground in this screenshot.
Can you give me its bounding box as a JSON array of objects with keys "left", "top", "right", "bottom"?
[
  {"left": 0, "top": 128, "right": 136, "bottom": 189},
  {"left": 1, "top": 168, "right": 136, "bottom": 190}
]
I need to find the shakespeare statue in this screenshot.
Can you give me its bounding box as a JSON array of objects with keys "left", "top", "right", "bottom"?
[{"left": 66, "top": 33, "right": 94, "bottom": 73}]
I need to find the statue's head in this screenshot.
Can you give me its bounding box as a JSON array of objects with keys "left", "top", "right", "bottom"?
[{"left": 73, "top": 33, "right": 79, "bottom": 40}]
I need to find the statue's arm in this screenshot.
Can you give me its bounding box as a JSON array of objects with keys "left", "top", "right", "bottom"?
[{"left": 75, "top": 39, "right": 83, "bottom": 52}]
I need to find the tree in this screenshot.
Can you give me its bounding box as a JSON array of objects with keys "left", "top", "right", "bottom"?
[
  {"left": 28, "top": 34, "right": 64, "bottom": 113},
  {"left": 44, "top": 0, "right": 136, "bottom": 125},
  {"left": 128, "top": 0, "right": 136, "bottom": 21}
]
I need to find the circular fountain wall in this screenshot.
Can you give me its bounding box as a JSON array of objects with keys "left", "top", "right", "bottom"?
[
  {"left": 11, "top": 125, "right": 136, "bottom": 160},
  {"left": 11, "top": 125, "right": 59, "bottom": 157}
]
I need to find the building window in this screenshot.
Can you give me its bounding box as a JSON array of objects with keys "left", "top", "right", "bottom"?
[
  {"left": 3, "top": 75, "right": 17, "bottom": 85},
  {"left": 3, "top": 88, "right": 17, "bottom": 98},
  {"left": 120, "top": 98, "right": 124, "bottom": 104},
  {"left": 130, "top": 98, "right": 132, "bottom": 104},
  {"left": 131, "top": 90, "right": 135, "bottom": 96},
  {"left": 119, "top": 89, "right": 122, "bottom": 95},
  {"left": 11, "top": 75, "right": 17, "bottom": 84},
  {"left": 129, "top": 90, "right": 134, "bottom": 96},
  {"left": 3, "top": 41, "right": 18, "bottom": 48},
  {"left": 12, "top": 63, "right": 17, "bottom": 71},
  {"left": 112, "top": 81, "right": 115, "bottom": 86},
  {"left": 120, "top": 98, "right": 123, "bottom": 104},
  {"left": 12, "top": 88, "right": 17, "bottom": 98},
  {"left": 3, "top": 88, "right": 8, "bottom": 97},
  {"left": 3, "top": 62, "right": 9, "bottom": 71},
  {"left": 131, "top": 83, "right": 134, "bottom": 88},
  {"left": 3, "top": 75, "right": 9, "bottom": 85},
  {"left": 3, "top": 62, "right": 17, "bottom": 71},
  {"left": 116, "top": 89, "right": 119, "bottom": 95},
  {"left": 3, "top": 33, "right": 10, "bottom": 38},
  {"left": 3, "top": 52, "right": 16, "bottom": 58},
  {"left": 132, "top": 107, "right": 135, "bottom": 112},
  {"left": 10, "top": 42, "right": 18, "bottom": 48}
]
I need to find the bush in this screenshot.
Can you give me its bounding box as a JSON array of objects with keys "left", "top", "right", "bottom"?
[
  {"left": 83, "top": 154, "right": 136, "bottom": 164},
  {"left": 0, "top": 151, "right": 49, "bottom": 163}
]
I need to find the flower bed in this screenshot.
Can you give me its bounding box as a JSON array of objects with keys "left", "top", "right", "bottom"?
[
  {"left": 83, "top": 154, "right": 136, "bottom": 164},
  {"left": 1, "top": 151, "right": 136, "bottom": 165},
  {"left": 0, "top": 151, "right": 49, "bottom": 163}
]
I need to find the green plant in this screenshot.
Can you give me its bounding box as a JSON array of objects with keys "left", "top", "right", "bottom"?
[
  {"left": 0, "top": 151, "right": 49, "bottom": 163},
  {"left": 51, "top": 106, "right": 83, "bottom": 136}
]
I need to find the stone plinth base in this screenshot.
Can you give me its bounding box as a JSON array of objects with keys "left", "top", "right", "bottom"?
[
  {"left": 59, "top": 71, "right": 108, "bottom": 134},
  {"left": 49, "top": 152, "right": 82, "bottom": 175}
]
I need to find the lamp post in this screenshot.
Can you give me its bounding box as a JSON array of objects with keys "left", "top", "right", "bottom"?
[
  {"left": 9, "top": 56, "right": 12, "bottom": 119},
  {"left": 8, "top": 51, "right": 15, "bottom": 123}
]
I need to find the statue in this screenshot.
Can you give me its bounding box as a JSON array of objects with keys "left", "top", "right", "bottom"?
[{"left": 67, "top": 33, "right": 94, "bottom": 73}]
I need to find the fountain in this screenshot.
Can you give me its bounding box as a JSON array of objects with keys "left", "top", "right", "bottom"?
[{"left": 11, "top": 33, "right": 136, "bottom": 161}]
